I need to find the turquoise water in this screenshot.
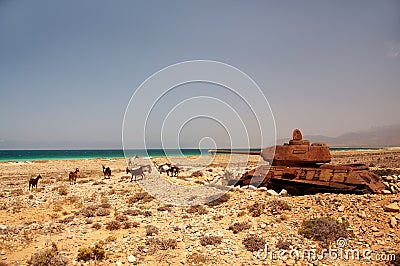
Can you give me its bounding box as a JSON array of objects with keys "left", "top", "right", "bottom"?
[
  {"left": 0, "top": 147, "right": 384, "bottom": 162},
  {"left": 0, "top": 149, "right": 204, "bottom": 162}
]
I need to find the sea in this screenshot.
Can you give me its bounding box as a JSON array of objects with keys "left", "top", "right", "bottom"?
[{"left": 0, "top": 147, "right": 384, "bottom": 162}]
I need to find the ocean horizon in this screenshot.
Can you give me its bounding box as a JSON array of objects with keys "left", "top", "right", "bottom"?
[{"left": 0, "top": 147, "right": 386, "bottom": 162}]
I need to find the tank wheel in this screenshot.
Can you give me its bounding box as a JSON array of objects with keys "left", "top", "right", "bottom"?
[
  {"left": 303, "top": 187, "right": 319, "bottom": 195},
  {"left": 285, "top": 186, "right": 300, "bottom": 196}
]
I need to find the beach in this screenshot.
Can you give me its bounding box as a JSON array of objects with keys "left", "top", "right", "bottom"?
[{"left": 0, "top": 150, "right": 399, "bottom": 265}]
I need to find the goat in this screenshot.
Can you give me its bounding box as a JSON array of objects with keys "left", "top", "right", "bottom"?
[
  {"left": 102, "top": 165, "right": 111, "bottom": 179},
  {"left": 69, "top": 168, "right": 79, "bottom": 185},
  {"left": 168, "top": 165, "right": 180, "bottom": 177},
  {"left": 29, "top": 174, "right": 42, "bottom": 190},
  {"left": 157, "top": 163, "right": 171, "bottom": 175},
  {"left": 129, "top": 165, "right": 152, "bottom": 182}
]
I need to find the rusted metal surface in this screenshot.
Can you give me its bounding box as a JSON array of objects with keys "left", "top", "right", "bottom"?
[{"left": 229, "top": 129, "right": 386, "bottom": 195}]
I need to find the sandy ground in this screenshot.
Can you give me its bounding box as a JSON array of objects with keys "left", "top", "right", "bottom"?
[{"left": 0, "top": 150, "right": 399, "bottom": 265}]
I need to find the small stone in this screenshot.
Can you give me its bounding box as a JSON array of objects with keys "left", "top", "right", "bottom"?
[
  {"left": 338, "top": 206, "right": 345, "bottom": 212},
  {"left": 248, "top": 185, "right": 257, "bottom": 190},
  {"left": 371, "top": 226, "right": 379, "bottom": 232},
  {"left": 267, "top": 189, "right": 278, "bottom": 196},
  {"left": 382, "top": 190, "right": 392, "bottom": 194},
  {"left": 116, "top": 262, "right": 122, "bottom": 266},
  {"left": 258, "top": 187, "right": 268, "bottom": 191},
  {"left": 127, "top": 254, "right": 137, "bottom": 264},
  {"left": 357, "top": 211, "right": 367, "bottom": 219},
  {"left": 279, "top": 189, "right": 288, "bottom": 196},
  {"left": 384, "top": 203, "right": 400, "bottom": 212},
  {"left": 0, "top": 251, "right": 4, "bottom": 255},
  {"left": 390, "top": 217, "right": 397, "bottom": 228},
  {"left": 373, "top": 231, "right": 384, "bottom": 237}
]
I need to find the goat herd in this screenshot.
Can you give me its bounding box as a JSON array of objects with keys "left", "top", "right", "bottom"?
[{"left": 28, "top": 161, "right": 181, "bottom": 190}]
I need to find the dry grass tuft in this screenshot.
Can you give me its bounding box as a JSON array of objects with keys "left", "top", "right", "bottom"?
[
  {"left": 76, "top": 242, "right": 105, "bottom": 262},
  {"left": 228, "top": 221, "right": 251, "bottom": 234},
  {"left": 243, "top": 235, "right": 266, "bottom": 252},
  {"left": 127, "top": 192, "right": 154, "bottom": 204},
  {"left": 186, "top": 252, "right": 209, "bottom": 264},
  {"left": 200, "top": 235, "right": 223, "bottom": 246},
  {"left": 123, "top": 209, "right": 143, "bottom": 216},
  {"left": 105, "top": 220, "right": 121, "bottom": 230},
  {"left": 267, "top": 199, "right": 291, "bottom": 213},
  {"left": 145, "top": 225, "right": 159, "bottom": 236},
  {"left": 186, "top": 205, "right": 208, "bottom": 215},
  {"left": 27, "top": 243, "right": 68, "bottom": 266},
  {"left": 248, "top": 202, "right": 265, "bottom": 217},
  {"left": 299, "top": 217, "right": 350, "bottom": 245}
]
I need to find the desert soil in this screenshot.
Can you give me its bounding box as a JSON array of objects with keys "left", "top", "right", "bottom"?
[{"left": 0, "top": 149, "right": 399, "bottom": 265}]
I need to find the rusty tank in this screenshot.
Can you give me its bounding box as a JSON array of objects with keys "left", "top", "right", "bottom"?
[{"left": 222, "top": 129, "right": 386, "bottom": 195}]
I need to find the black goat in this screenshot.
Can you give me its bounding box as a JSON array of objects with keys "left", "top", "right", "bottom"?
[
  {"left": 29, "top": 174, "right": 42, "bottom": 190},
  {"left": 102, "top": 165, "right": 111, "bottom": 179}
]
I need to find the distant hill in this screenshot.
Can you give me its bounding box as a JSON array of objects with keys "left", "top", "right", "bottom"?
[{"left": 277, "top": 124, "right": 400, "bottom": 147}]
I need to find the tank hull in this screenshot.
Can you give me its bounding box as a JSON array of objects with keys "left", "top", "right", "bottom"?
[{"left": 235, "top": 163, "right": 386, "bottom": 195}]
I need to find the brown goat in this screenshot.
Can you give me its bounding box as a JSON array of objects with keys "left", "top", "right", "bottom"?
[
  {"left": 69, "top": 168, "right": 79, "bottom": 185},
  {"left": 29, "top": 174, "right": 42, "bottom": 190}
]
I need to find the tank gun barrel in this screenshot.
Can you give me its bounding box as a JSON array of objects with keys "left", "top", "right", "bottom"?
[{"left": 208, "top": 149, "right": 262, "bottom": 155}]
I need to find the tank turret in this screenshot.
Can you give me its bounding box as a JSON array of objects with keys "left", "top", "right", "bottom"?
[{"left": 261, "top": 129, "right": 331, "bottom": 166}]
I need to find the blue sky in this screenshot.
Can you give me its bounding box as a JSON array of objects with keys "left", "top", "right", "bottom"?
[{"left": 0, "top": 0, "right": 399, "bottom": 149}]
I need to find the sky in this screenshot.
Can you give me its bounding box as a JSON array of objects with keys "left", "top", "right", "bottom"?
[{"left": 0, "top": 0, "right": 399, "bottom": 149}]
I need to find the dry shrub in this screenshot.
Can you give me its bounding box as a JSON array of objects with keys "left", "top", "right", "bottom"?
[
  {"left": 115, "top": 214, "right": 128, "bottom": 222},
  {"left": 191, "top": 170, "right": 203, "bottom": 177},
  {"left": 186, "top": 252, "right": 209, "bottom": 264},
  {"left": 27, "top": 243, "right": 68, "bottom": 266},
  {"left": 105, "top": 220, "right": 121, "bottom": 230},
  {"left": 80, "top": 207, "right": 96, "bottom": 218},
  {"left": 145, "top": 225, "right": 159, "bottom": 236},
  {"left": 76, "top": 242, "right": 105, "bottom": 261},
  {"left": 157, "top": 205, "right": 173, "bottom": 211},
  {"left": 206, "top": 193, "right": 231, "bottom": 206},
  {"left": 267, "top": 199, "right": 291, "bottom": 213},
  {"left": 99, "top": 202, "right": 111, "bottom": 209},
  {"left": 59, "top": 216, "right": 74, "bottom": 224},
  {"left": 248, "top": 202, "right": 265, "bottom": 217},
  {"left": 145, "top": 238, "right": 177, "bottom": 250},
  {"left": 228, "top": 221, "right": 251, "bottom": 234},
  {"left": 96, "top": 208, "right": 110, "bottom": 217},
  {"left": 123, "top": 209, "right": 143, "bottom": 216},
  {"left": 143, "top": 210, "right": 152, "bottom": 217},
  {"left": 58, "top": 186, "right": 68, "bottom": 196},
  {"left": 276, "top": 239, "right": 291, "bottom": 250},
  {"left": 122, "top": 221, "right": 134, "bottom": 229},
  {"left": 243, "top": 235, "right": 266, "bottom": 252},
  {"left": 299, "top": 217, "right": 350, "bottom": 245},
  {"left": 105, "top": 235, "right": 117, "bottom": 242},
  {"left": 186, "top": 205, "right": 208, "bottom": 215},
  {"left": 390, "top": 253, "right": 400, "bottom": 266},
  {"left": 92, "top": 223, "right": 102, "bottom": 230},
  {"left": 127, "top": 192, "right": 154, "bottom": 204},
  {"left": 11, "top": 188, "right": 24, "bottom": 196},
  {"left": 200, "top": 235, "right": 223, "bottom": 246}
]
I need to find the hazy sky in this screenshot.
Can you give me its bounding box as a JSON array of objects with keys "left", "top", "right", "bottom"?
[{"left": 0, "top": 0, "right": 399, "bottom": 149}]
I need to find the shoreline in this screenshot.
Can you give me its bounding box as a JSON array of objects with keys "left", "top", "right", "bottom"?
[{"left": 0, "top": 147, "right": 399, "bottom": 163}]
